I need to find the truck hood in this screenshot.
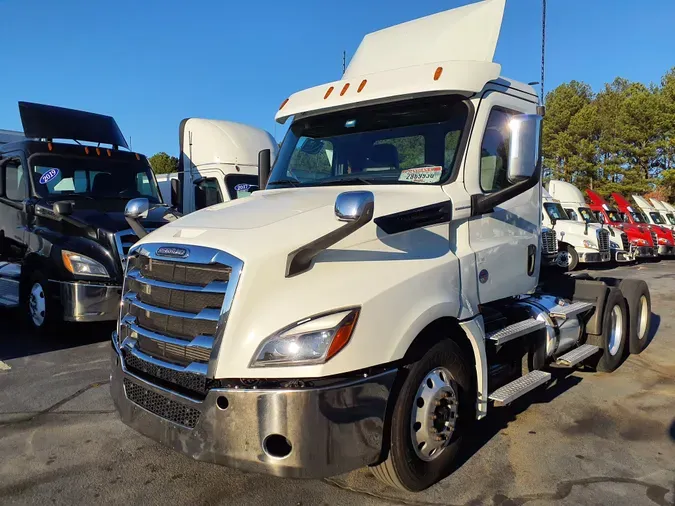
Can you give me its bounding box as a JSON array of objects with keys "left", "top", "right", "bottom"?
[
  {"left": 144, "top": 186, "right": 449, "bottom": 262},
  {"left": 550, "top": 220, "right": 605, "bottom": 246},
  {"left": 54, "top": 204, "right": 176, "bottom": 234}
]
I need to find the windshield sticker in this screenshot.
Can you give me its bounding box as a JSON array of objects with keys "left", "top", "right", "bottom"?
[
  {"left": 39, "top": 168, "right": 60, "bottom": 185},
  {"left": 398, "top": 165, "right": 442, "bottom": 184},
  {"left": 234, "top": 183, "right": 253, "bottom": 192}
]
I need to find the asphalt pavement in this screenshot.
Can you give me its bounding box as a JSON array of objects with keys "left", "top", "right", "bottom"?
[{"left": 0, "top": 262, "right": 674, "bottom": 505}]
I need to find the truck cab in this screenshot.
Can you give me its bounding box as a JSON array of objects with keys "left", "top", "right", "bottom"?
[
  {"left": 110, "top": 0, "right": 650, "bottom": 493},
  {"left": 161, "top": 119, "right": 277, "bottom": 214},
  {"left": 586, "top": 189, "right": 656, "bottom": 259},
  {"left": 0, "top": 102, "right": 179, "bottom": 330},
  {"left": 541, "top": 188, "right": 610, "bottom": 270},
  {"left": 547, "top": 180, "right": 631, "bottom": 263},
  {"left": 612, "top": 193, "right": 675, "bottom": 256},
  {"left": 650, "top": 199, "right": 675, "bottom": 229}
]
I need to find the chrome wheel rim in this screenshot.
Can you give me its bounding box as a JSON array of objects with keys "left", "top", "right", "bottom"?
[
  {"left": 556, "top": 251, "right": 571, "bottom": 268},
  {"left": 29, "top": 282, "right": 46, "bottom": 327},
  {"left": 608, "top": 305, "right": 623, "bottom": 356},
  {"left": 637, "top": 295, "right": 649, "bottom": 341},
  {"left": 410, "top": 367, "right": 458, "bottom": 462}
]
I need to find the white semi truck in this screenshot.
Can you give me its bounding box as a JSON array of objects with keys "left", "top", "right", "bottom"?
[
  {"left": 157, "top": 118, "right": 278, "bottom": 214},
  {"left": 110, "top": 0, "right": 652, "bottom": 492},
  {"left": 649, "top": 198, "right": 675, "bottom": 229},
  {"left": 541, "top": 188, "right": 610, "bottom": 270}
]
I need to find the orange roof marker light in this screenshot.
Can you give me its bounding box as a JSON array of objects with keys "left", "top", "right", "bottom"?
[
  {"left": 324, "top": 86, "right": 334, "bottom": 99},
  {"left": 279, "top": 98, "right": 289, "bottom": 110},
  {"left": 135, "top": 153, "right": 140, "bottom": 160},
  {"left": 96, "top": 147, "right": 101, "bottom": 156},
  {"left": 107, "top": 149, "right": 112, "bottom": 157},
  {"left": 84, "top": 146, "right": 90, "bottom": 155},
  {"left": 340, "top": 83, "right": 350, "bottom": 96},
  {"left": 357, "top": 79, "right": 367, "bottom": 93},
  {"left": 434, "top": 67, "right": 443, "bottom": 81},
  {"left": 48, "top": 142, "right": 53, "bottom": 152}
]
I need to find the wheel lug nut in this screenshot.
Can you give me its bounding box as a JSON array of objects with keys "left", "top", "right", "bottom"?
[{"left": 431, "top": 415, "right": 437, "bottom": 420}]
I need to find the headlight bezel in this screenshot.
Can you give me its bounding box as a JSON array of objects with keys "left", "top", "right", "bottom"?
[
  {"left": 250, "top": 307, "right": 360, "bottom": 368},
  {"left": 61, "top": 250, "right": 109, "bottom": 278}
]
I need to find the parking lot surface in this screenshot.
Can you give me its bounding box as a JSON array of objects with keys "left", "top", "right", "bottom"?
[{"left": 1, "top": 262, "right": 674, "bottom": 506}]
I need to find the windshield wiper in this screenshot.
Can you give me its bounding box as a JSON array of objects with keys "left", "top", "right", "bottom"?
[
  {"left": 267, "top": 179, "right": 300, "bottom": 188},
  {"left": 316, "top": 176, "right": 373, "bottom": 186}
]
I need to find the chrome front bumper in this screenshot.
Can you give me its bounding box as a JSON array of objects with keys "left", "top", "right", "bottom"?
[
  {"left": 54, "top": 281, "right": 122, "bottom": 322},
  {"left": 657, "top": 245, "right": 675, "bottom": 256},
  {"left": 578, "top": 251, "right": 611, "bottom": 263},
  {"left": 614, "top": 250, "right": 632, "bottom": 263},
  {"left": 633, "top": 246, "right": 656, "bottom": 258},
  {"left": 110, "top": 338, "right": 397, "bottom": 478}
]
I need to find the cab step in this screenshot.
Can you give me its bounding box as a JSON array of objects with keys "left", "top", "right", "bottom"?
[
  {"left": 549, "top": 301, "right": 595, "bottom": 320},
  {"left": 486, "top": 318, "right": 545, "bottom": 346},
  {"left": 555, "top": 344, "right": 600, "bottom": 367},
  {"left": 488, "top": 370, "right": 551, "bottom": 406},
  {"left": 0, "top": 262, "right": 21, "bottom": 308}
]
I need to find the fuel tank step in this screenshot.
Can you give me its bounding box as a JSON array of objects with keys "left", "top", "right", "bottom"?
[
  {"left": 555, "top": 344, "right": 600, "bottom": 367},
  {"left": 486, "top": 318, "right": 545, "bottom": 346},
  {"left": 488, "top": 370, "right": 551, "bottom": 406},
  {"left": 549, "top": 301, "right": 595, "bottom": 320},
  {"left": 0, "top": 262, "right": 21, "bottom": 308}
]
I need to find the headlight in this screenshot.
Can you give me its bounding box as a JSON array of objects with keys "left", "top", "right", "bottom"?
[
  {"left": 62, "top": 250, "right": 109, "bottom": 277},
  {"left": 250, "top": 308, "right": 360, "bottom": 367},
  {"left": 631, "top": 238, "right": 647, "bottom": 246},
  {"left": 610, "top": 241, "right": 620, "bottom": 249},
  {"left": 582, "top": 240, "right": 594, "bottom": 248},
  {"left": 658, "top": 237, "right": 671, "bottom": 245}
]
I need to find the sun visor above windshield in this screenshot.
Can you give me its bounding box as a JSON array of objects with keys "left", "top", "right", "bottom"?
[
  {"left": 19, "top": 101, "right": 129, "bottom": 149},
  {"left": 632, "top": 194, "right": 656, "bottom": 211},
  {"left": 344, "top": 0, "right": 505, "bottom": 79}
]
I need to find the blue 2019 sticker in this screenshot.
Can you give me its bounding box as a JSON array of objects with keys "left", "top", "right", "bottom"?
[
  {"left": 39, "top": 168, "right": 60, "bottom": 185},
  {"left": 234, "top": 183, "right": 251, "bottom": 192}
]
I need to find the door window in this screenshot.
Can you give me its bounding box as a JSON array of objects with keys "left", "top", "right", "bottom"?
[
  {"left": 480, "top": 109, "right": 512, "bottom": 193},
  {"left": 4, "top": 160, "right": 27, "bottom": 201},
  {"left": 194, "top": 178, "right": 223, "bottom": 210},
  {"left": 224, "top": 174, "right": 258, "bottom": 200}
]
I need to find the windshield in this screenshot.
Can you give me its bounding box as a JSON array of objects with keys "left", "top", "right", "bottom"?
[
  {"left": 268, "top": 97, "right": 468, "bottom": 188},
  {"left": 606, "top": 210, "right": 623, "bottom": 222},
  {"left": 30, "top": 154, "right": 161, "bottom": 203},
  {"left": 565, "top": 208, "right": 579, "bottom": 221},
  {"left": 650, "top": 211, "right": 666, "bottom": 224},
  {"left": 544, "top": 202, "right": 569, "bottom": 221},
  {"left": 666, "top": 213, "right": 675, "bottom": 225},
  {"left": 578, "top": 207, "right": 597, "bottom": 223},
  {"left": 631, "top": 211, "right": 647, "bottom": 223}
]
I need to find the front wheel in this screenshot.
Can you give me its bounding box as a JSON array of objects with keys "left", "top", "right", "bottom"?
[
  {"left": 370, "top": 340, "right": 473, "bottom": 491},
  {"left": 556, "top": 244, "right": 579, "bottom": 271},
  {"left": 21, "top": 272, "right": 58, "bottom": 333}
]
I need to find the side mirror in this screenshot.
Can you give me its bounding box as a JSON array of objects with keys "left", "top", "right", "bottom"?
[
  {"left": 507, "top": 114, "right": 542, "bottom": 183},
  {"left": 550, "top": 216, "right": 557, "bottom": 227},
  {"left": 53, "top": 201, "right": 74, "bottom": 216},
  {"left": 258, "top": 149, "right": 271, "bottom": 190},
  {"left": 335, "top": 191, "right": 375, "bottom": 222},
  {"left": 170, "top": 178, "right": 182, "bottom": 210},
  {"left": 125, "top": 198, "right": 150, "bottom": 219}
]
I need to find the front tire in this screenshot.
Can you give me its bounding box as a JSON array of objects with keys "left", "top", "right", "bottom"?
[
  {"left": 21, "top": 271, "right": 57, "bottom": 333},
  {"left": 557, "top": 244, "right": 579, "bottom": 271},
  {"left": 370, "top": 340, "right": 473, "bottom": 491}
]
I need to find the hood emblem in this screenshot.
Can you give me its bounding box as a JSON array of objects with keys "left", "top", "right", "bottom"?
[{"left": 156, "top": 246, "right": 189, "bottom": 258}]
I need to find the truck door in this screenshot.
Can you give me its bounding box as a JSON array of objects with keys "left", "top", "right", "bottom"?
[
  {"left": 0, "top": 156, "right": 29, "bottom": 258},
  {"left": 465, "top": 91, "right": 539, "bottom": 303}
]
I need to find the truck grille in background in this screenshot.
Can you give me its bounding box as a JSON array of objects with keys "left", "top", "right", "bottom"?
[
  {"left": 541, "top": 229, "right": 557, "bottom": 254},
  {"left": 115, "top": 229, "right": 156, "bottom": 265},
  {"left": 119, "top": 244, "right": 242, "bottom": 399},
  {"left": 650, "top": 231, "right": 658, "bottom": 247},
  {"left": 123, "top": 378, "right": 200, "bottom": 428},
  {"left": 621, "top": 232, "right": 629, "bottom": 251},
  {"left": 597, "top": 229, "right": 610, "bottom": 252}
]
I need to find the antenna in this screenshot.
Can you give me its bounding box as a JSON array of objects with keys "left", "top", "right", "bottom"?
[
  {"left": 342, "top": 51, "right": 346, "bottom": 75},
  {"left": 540, "top": 0, "right": 547, "bottom": 103},
  {"left": 129, "top": 135, "right": 133, "bottom": 151}
]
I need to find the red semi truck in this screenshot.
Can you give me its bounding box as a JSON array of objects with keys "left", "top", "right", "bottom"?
[
  {"left": 611, "top": 192, "right": 675, "bottom": 257},
  {"left": 586, "top": 189, "right": 657, "bottom": 259}
]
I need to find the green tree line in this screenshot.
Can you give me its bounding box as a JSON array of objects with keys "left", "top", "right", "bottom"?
[{"left": 543, "top": 67, "right": 675, "bottom": 200}]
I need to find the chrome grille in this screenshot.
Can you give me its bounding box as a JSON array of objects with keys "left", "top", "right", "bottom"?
[
  {"left": 597, "top": 229, "right": 610, "bottom": 252},
  {"left": 541, "top": 229, "right": 557, "bottom": 254},
  {"left": 119, "top": 244, "right": 243, "bottom": 392},
  {"left": 124, "top": 378, "right": 200, "bottom": 428},
  {"left": 620, "top": 232, "right": 629, "bottom": 251},
  {"left": 115, "top": 230, "right": 141, "bottom": 264},
  {"left": 650, "top": 231, "right": 658, "bottom": 247}
]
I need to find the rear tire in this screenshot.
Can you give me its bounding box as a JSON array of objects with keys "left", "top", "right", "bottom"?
[
  {"left": 370, "top": 339, "right": 473, "bottom": 491},
  {"left": 618, "top": 279, "right": 651, "bottom": 354},
  {"left": 587, "top": 287, "right": 627, "bottom": 372}
]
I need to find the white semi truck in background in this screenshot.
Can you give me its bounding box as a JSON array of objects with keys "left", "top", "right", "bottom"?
[
  {"left": 155, "top": 119, "right": 277, "bottom": 214},
  {"left": 110, "top": 0, "right": 653, "bottom": 492}
]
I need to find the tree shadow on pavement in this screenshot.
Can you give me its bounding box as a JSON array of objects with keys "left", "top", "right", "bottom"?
[
  {"left": 0, "top": 308, "right": 114, "bottom": 361},
  {"left": 447, "top": 368, "right": 583, "bottom": 478}
]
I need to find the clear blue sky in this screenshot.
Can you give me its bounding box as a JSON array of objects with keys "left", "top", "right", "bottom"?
[{"left": 2, "top": 0, "right": 674, "bottom": 156}]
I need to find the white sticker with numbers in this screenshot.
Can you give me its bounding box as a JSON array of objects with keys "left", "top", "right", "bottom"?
[{"left": 398, "top": 165, "right": 442, "bottom": 184}]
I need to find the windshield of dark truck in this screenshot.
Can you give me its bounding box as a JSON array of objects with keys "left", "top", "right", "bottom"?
[
  {"left": 29, "top": 155, "right": 161, "bottom": 203},
  {"left": 268, "top": 98, "right": 468, "bottom": 188}
]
